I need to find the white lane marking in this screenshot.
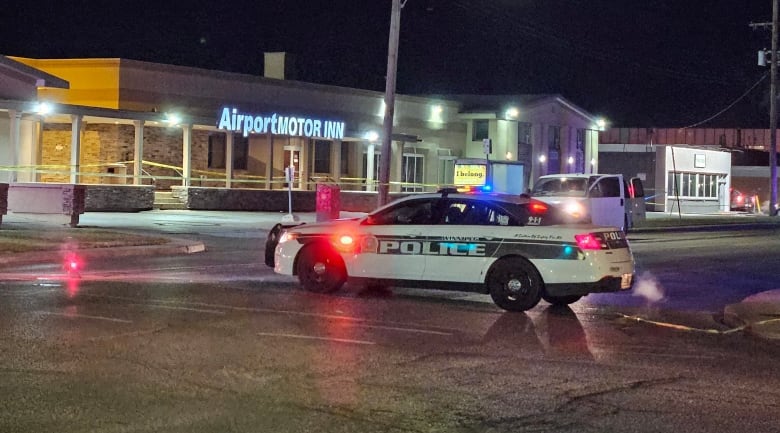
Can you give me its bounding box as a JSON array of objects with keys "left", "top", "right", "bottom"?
[
  {"left": 86, "top": 294, "right": 458, "bottom": 335},
  {"left": 34, "top": 311, "right": 132, "bottom": 324},
  {"left": 257, "top": 332, "right": 375, "bottom": 345},
  {"left": 0, "top": 288, "right": 60, "bottom": 296},
  {"left": 129, "top": 303, "right": 226, "bottom": 315},
  {"left": 350, "top": 323, "right": 452, "bottom": 336}
]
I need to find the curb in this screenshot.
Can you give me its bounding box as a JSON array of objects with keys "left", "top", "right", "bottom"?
[
  {"left": 722, "top": 302, "right": 780, "bottom": 342},
  {"left": 0, "top": 238, "right": 206, "bottom": 268}
]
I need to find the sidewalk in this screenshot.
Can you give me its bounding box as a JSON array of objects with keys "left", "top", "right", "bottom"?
[{"left": 1, "top": 209, "right": 779, "bottom": 341}]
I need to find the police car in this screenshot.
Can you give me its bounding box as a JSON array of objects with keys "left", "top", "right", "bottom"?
[{"left": 265, "top": 189, "right": 635, "bottom": 312}]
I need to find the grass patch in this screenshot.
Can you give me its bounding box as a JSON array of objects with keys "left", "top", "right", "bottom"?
[{"left": 0, "top": 229, "right": 170, "bottom": 253}]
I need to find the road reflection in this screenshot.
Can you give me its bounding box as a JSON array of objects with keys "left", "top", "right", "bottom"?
[{"left": 482, "top": 305, "right": 593, "bottom": 360}]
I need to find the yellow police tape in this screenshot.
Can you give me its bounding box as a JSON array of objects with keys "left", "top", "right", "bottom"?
[
  {"left": 0, "top": 161, "right": 449, "bottom": 190},
  {"left": 619, "top": 313, "right": 780, "bottom": 335}
]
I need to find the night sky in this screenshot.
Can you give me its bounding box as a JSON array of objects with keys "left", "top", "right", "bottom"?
[{"left": 0, "top": 0, "right": 774, "bottom": 127}]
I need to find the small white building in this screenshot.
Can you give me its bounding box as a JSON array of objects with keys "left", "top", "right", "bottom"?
[{"left": 599, "top": 143, "right": 732, "bottom": 213}]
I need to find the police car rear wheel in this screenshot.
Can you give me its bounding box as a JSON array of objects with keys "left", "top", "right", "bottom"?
[
  {"left": 296, "top": 244, "right": 346, "bottom": 294},
  {"left": 541, "top": 293, "right": 582, "bottom": 306},
  {"left": 487, "top": 258, "right": 542, "bottom": 312}
]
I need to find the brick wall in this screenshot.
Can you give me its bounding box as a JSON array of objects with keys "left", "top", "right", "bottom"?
[
  {"left": 41, "top": 123, "right": 211, "bottom": 189},
  {"left": 176, "top": 186, "right": 408, "bottom": 213},
  {"left": 85, "top": 185, "right": 155, "bottom": 211},
  {"left": 0, "top": 183, "right": 7, "bottom": 219}
]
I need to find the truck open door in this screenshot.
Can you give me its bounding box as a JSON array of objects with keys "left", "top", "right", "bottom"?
[
  {"left": 587, "top": 175, "right": 626, "bottom": 231},
  {"left": 626, "top": 177, "right": 646, "bottom": 229}
]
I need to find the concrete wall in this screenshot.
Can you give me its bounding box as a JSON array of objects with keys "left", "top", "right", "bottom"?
[{"left": 7, "top": 183, "right": 85, "bottom": 227}]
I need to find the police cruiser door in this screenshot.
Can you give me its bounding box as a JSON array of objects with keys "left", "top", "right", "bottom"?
[
  {"left": 357, "top": 197, "right": 435, "bottom": 280},
  {"left": 422, "top": 199, "right": 517, "bottom": 283}
]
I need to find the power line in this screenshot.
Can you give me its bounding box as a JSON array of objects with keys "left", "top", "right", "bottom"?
[{"left": 681, "top": 72, "right": 768, "bottom": 128}]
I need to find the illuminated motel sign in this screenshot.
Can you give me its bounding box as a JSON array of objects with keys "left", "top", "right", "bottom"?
[
  {"left": 453, "top": 163, "right": 487, "bottom": 186},
  {"left": 217, "top": 107, "right": 345, "bottom": 139}
]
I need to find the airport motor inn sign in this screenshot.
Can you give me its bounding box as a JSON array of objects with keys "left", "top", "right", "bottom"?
[{"left": 217, "top": 106, "right": 345, "bottom": 139}]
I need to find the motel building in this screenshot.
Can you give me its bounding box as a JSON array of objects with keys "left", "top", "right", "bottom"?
[{"left": 0, "top": 53, "right": 604, "bottom": 213}]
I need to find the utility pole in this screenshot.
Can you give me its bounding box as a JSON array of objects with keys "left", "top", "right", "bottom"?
[
  {"left": 752, "top": 1, "right": 779, "bottom": 215},
  {"left": 772, "top": 0, "right": 778, "bottom": 216},
  {"left": 378, "top": 0, "right": 403, "bottom": 207}
]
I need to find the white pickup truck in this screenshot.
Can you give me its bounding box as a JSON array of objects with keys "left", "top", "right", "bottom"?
[{"left": 530, "top": 173, "right": 646, "bottom": 232}]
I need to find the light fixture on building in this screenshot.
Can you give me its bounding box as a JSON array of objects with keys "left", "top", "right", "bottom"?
[
  {"left": 505, "top": 151, "right": 513, "bottom": 160},
  {"left": 595, "top": 118, "right": 607, "bottom": 131},
  {"left": 539, "top": 155, "right": 547, "bottom": 163},
  {"left": 165, "top": 113, "right": 182, "bottom": 126},
  {"left": 364, "top": 131, "right": 379, "bottom": 142},
  {"left": 567, "top": 156, "right": 574, "bottom": 165},
  {"left": 505, "top": 107, "right": 519, "bottom": 119},
  {"left": 428, "top": 104, "right": 444, "bottom": 124},
  {"left": 35, "top": 101, "right": 53, "bottom": 115}
]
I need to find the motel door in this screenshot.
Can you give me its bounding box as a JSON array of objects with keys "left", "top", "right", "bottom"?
[
  {"left": 402, "top": 152, "right": 425, "bottom": 192},
  {"left": 283, "top": 145, "right": 302, "bottom": 189}
]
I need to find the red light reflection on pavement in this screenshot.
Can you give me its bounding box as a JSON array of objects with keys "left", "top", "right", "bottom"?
[
  {"left": 65, "top": 276, "right": 81, "bottom": 299},
  {"left": 311, "top": 298, "right": 368, "bottom": 407}
]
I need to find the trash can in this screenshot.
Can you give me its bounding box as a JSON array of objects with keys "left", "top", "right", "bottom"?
[{"left": 316, "top": 183, "right": 340, "bottom": 222}]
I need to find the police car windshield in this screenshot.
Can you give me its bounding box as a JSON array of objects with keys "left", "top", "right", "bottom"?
[{"left": 531, "top": 178, "right": 588, "bottom": 197}]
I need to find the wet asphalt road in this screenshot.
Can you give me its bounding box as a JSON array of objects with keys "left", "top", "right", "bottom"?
[{"left": 1, "top": 216, "right": 780, "bottom": 432}]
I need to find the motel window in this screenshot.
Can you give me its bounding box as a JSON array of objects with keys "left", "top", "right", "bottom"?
[
  {"left": 402, "top": 152, "right": 425, "bottom": 192},
  {"left": 575, "top": 129, "right": 586, "bottom": 173},
  {"left": 547, "top": 125, "right": 560, "bottom": 174},
  {"left": 516, "top": 122, "right": 533, "bottom": 165},
  {"left": 667, "top": 172, "right": 720, "bottom": 199},
  {"left": 362, "top": 152, "right": 381, "bottom": 182},
  {"left": 341, "top": 142, "right": 349, "bottom": 175},
  {"left": 233, "top": 136, "right": 248, "bottom": 170},
  {"left": 518, "top": 122, "right": 532, "bottom": 145},
  {"left": 472, "top": 120, "right": 489, "bottom": 141},
  {"left": 207, "top": 134, "right": 225, "bottom": 169},
  {"left": 209, "top": 134, "right": 247, "bottom": 170},
  {"left": 312, "top": 140, "right": 331, "bottom": 173}
]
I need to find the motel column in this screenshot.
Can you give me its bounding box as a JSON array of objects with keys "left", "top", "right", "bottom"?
[
  {"left": 69, "top": 114, "right": 83, "bottom": 184},
  {"left": 366, "top": 141, "right": 376, "bottom": 192},
  {"left": 331, "top": 139, "right": 342, "bottom": 184},
  {"left": 133, "top": 120, "right": 144, "bottom": 185},
  {"left": 265, "top": 131, "right": 274, "bottom": 189},
  {"left": 7, "top": 110, "right": 21, "bottom": 183},
  {"left": 391, "top": 140, "right": 403, "bottom": 193},
  {"left": 182, "top": 123, "right": 192, "bottom": 187},
  {"left": 225, "top": 131, "right": 234, "bottom": 188},
  {"left": 585, "top": 129, "right": 599, "bottom": 174},
  {"left": 560, "top": 126, "right": 572, "bottom": 174}
]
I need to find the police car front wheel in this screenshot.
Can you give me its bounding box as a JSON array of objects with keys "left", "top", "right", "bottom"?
[
  {"left": 487, "top": 258, "right": 543, "bottom": 312},
  {"left": 296, "top": 244, "right": 346, "bottom": 294}
]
